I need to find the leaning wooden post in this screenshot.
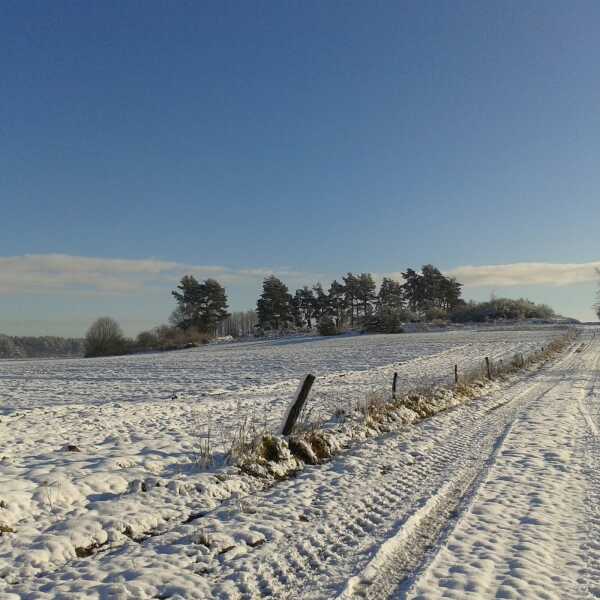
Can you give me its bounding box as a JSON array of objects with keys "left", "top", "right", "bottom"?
[
  {"left": 281, "top": 374, "right": 316, "bottom": 436},
  {"left": 392, "top": 372, "right": 398, "bottom": 400},
  {"left": 485, "top": 357, "right": 492, "bottom": 380},
  {"left": 454, "top": 364, "right": 459, "bottom": 385}
]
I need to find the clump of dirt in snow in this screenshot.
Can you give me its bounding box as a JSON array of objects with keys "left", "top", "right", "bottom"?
[
  {"left": 240, "top": 435, "right": 303, "bottom": 480},
  {"left": 289, "top": 431, "right": 340, "bottom": 464},
  {"left": 0, "top": 523, "right": 15, "bottom": 535}
]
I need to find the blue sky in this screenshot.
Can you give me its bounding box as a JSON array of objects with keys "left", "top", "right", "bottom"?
[{"left": 2, "top": 1, "right": 599, "bottom": 336}]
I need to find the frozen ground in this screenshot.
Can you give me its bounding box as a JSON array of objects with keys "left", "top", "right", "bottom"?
[{"left": 0, "top": 325, "right": 581, "bottom": 598}]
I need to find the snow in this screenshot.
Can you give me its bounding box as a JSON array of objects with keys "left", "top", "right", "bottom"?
[
  {"left": 0, "top": 325, "right": 584, "bottom": 598},
  {"left": 405, "top": 341, "right": 591, "bottom": 599}
]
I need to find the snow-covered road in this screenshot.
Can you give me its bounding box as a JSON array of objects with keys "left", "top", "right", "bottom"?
[
  {"left": 2, "top": 326, "right": 595, "bottom": 599},
  {"left": 340, "top": 329, "right": 599, "bottom": 600},
  {"left": 404, "top": 337, "right": 596, "bottom": 600}
]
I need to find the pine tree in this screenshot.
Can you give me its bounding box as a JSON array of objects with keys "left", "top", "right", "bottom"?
[
  {"left": 377, "top": 277, "right": 404, "bottom": 312},
  {"left": 171, "top": 275, "right": 204, "bottom": 330},
  {"left": 290, "top": 293, "right": 303, "bottom": 328},
  {"left": 294, "top": 286, "right": 316, "bottom": 328},
  {"left": 441, "top": 277, "right": 463, "bottom": 311},
  {"left": 201, "top": 279, "right": 231, "bottom": 333},
  {"left": 312, "top": 283, "right": 330, "bottom": 322},
  {"left": 343, "top": 273, "right": 360, "bottom": 326},
  {"left": 328, "top": 280, "right": 347, "bottom": 327},
  {"left": 401, "top": 265, "right": 462, "bottom": 316},
  {"left": 402, "top": 268, "right": 423, "bottom": 313},
  {"left": 257, "top": 275, "right": 292, "bottom": 330},
  {"left": 172, "top": 276, "right": 230, "bottom": 334},
  {"left": 356, "top": 273, "right": 377, "bottom": 318}
]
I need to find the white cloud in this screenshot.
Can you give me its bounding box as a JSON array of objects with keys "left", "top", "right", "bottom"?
[
  {"left": 448, "top": 261, "right": 600, "bottom": 287},
  {"left": 3, "top": 254, "right": 598, "bottom": 297},
  {"left": 0, "top": 254, "right": 321, "bottom": 295}
]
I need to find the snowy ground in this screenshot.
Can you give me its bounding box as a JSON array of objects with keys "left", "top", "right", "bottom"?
[{"left": 0, "top": 325, "right": 583, "bottom": 598}]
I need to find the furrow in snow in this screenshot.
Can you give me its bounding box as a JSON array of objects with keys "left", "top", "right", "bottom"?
[{"left": 403, "top": 336, "right": 595, "bottom": 600}]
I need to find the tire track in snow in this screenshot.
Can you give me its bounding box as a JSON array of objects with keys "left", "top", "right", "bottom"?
[
  {"left": 401, "top": 337, "right": 594, "bottom": 600},
  {"left": 2, "top": 333, "right": 575, "bottom": 599},
  {"left": 578, "top": 340, "right": 600, "bottom": 598},
  {"left": 206, "top": 347, "right": 578, "bottom": 599},
  {"left": 333, "top": 342, "right": 582, "bottom": 600}
]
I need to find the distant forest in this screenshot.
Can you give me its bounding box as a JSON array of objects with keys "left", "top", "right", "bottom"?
[
  {"left": 83, "top": 265, "right": 562, "bottom": 357},
  {"left": 0, "top": 264, "right": 565, "bottom": 360},
  {"left": 0, "top": 335, "right": 84, "bottom": 359}
]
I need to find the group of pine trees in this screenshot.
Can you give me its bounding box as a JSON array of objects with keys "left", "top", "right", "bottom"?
[
  {"left": 162, "top": 265, "right": 463, "bottom": 341},
  {"left": 170, "top": 276, "right": 230, "bottom": 334},
  {"left": 254, "top": 266, "right": 463, "bottom": 333},
  {"left": 83, "top": 264, "right": 567, "bottom": 357}
]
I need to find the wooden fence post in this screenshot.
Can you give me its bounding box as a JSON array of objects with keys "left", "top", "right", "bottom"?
[
  {"left": 281, "top": 374, "right": 316, "bottom": 436},
  {"left": 485, "top": 356, "right": 492, "bottom": 380},
  {"left": 392, "top": 372, "right": 398, "bottom": 400},
  {"left": 454, "top": 364, "right": 459, "bottom": 385}
]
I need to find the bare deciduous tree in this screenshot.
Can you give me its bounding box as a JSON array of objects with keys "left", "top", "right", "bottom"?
[{"left": 84, "top": 317, "right": 127, "bottom": 357}]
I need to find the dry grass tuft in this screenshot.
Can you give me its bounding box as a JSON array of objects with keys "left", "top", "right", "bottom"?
[{"left": 0, "top": 524, "right": 15, "bottom": 535}]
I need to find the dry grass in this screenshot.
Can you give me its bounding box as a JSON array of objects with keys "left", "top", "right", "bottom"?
[
  {"left": 0, "top": 524, "right": 15, "bottom": 535},
  {"left": 200, "top": 329, "right": 576, "bottom": 480}
]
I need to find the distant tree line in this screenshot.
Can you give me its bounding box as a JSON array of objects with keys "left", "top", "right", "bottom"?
[
  {"left": 82, "top": 265, "right": 564, "bottom": 357},
  {"left": 0, "top": 335, "right": 84, "bottom": 359},
  {"left": 85, "top": 275, "right": 231, "bottom": 357},
  {"left": 595, "top": 268, "right": 600, "bottom": 321},
  {"left": 449, "top": 297, "right": 555, "bottom": 323},
  {"left": 254, "top": 265, "right": 463, "bottom": 334}
]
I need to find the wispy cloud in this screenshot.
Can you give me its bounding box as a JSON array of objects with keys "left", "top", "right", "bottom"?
[
  {"left": 3, "top": 254, "right": 598, "bottom": 297},
  {"left": 0, "top": 254, "right": 321, "bottom": 295},
  {"left": 448, "top": 261, "right": 600, "bottom": 287}
]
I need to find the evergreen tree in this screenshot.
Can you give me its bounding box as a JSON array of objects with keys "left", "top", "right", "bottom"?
[
  {"left": 171, "top": 276, "right": 230, "bottom": 334},
  {"left": 402, "top": 268, "right": 423, "bottom": 313},
  {"left": 312, "top": 282, "right": 330, "bottom": 321},
  {"left": 401, "top": 265, "right": 462, "bottom": 315},
  {"left": 343, "top": 273, "right": 360, "bottom": 326},
  {"left": 257, "top": 275, "right": 293, "bottom": 330},
  {"left": 290, "top": 293, "right": 304, "bottom": 328},
  {"left": 201, "top": 278, "right": 231, "bottom": 333},
  {"left": 441, "top": 277, "right": 463, "bottom": 310},
  {"left": 377, "top": 277, "right": 405, "bottom": 312},
  {"left": 294, "top": 286, "right": 316, "bottom": 328},
  {"left": 420, "top": 265, "right": 445, "bottom": 310},
  {"left": 171, "top": 275, "right": 203, "bottom": 329},
  {"left": 356, "top": 273, "right": 377, "bottom": 318},
  {"left": 328, "top": 279, "right": 347, "bottom": 327}
]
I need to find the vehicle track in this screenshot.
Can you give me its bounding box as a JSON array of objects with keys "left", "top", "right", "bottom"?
[
  {"left": 393, "top": 335, "right": 598, "bottom": 600},
  {"left": 578, "top": 344, "right": 600, "bottom": 598},
  {"left": 4, "top": 335, "right": 578, "bottom": 599},
  {"left": 334, "top": 349, "right": 581, "bottom": 600},
  {"left": 205, "top": 343, "right": 580, "bottom": 599}
]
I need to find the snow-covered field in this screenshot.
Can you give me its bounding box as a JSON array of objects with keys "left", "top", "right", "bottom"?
[{"left": 0, "top": 325, "right": 579, "bottom": 598}]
